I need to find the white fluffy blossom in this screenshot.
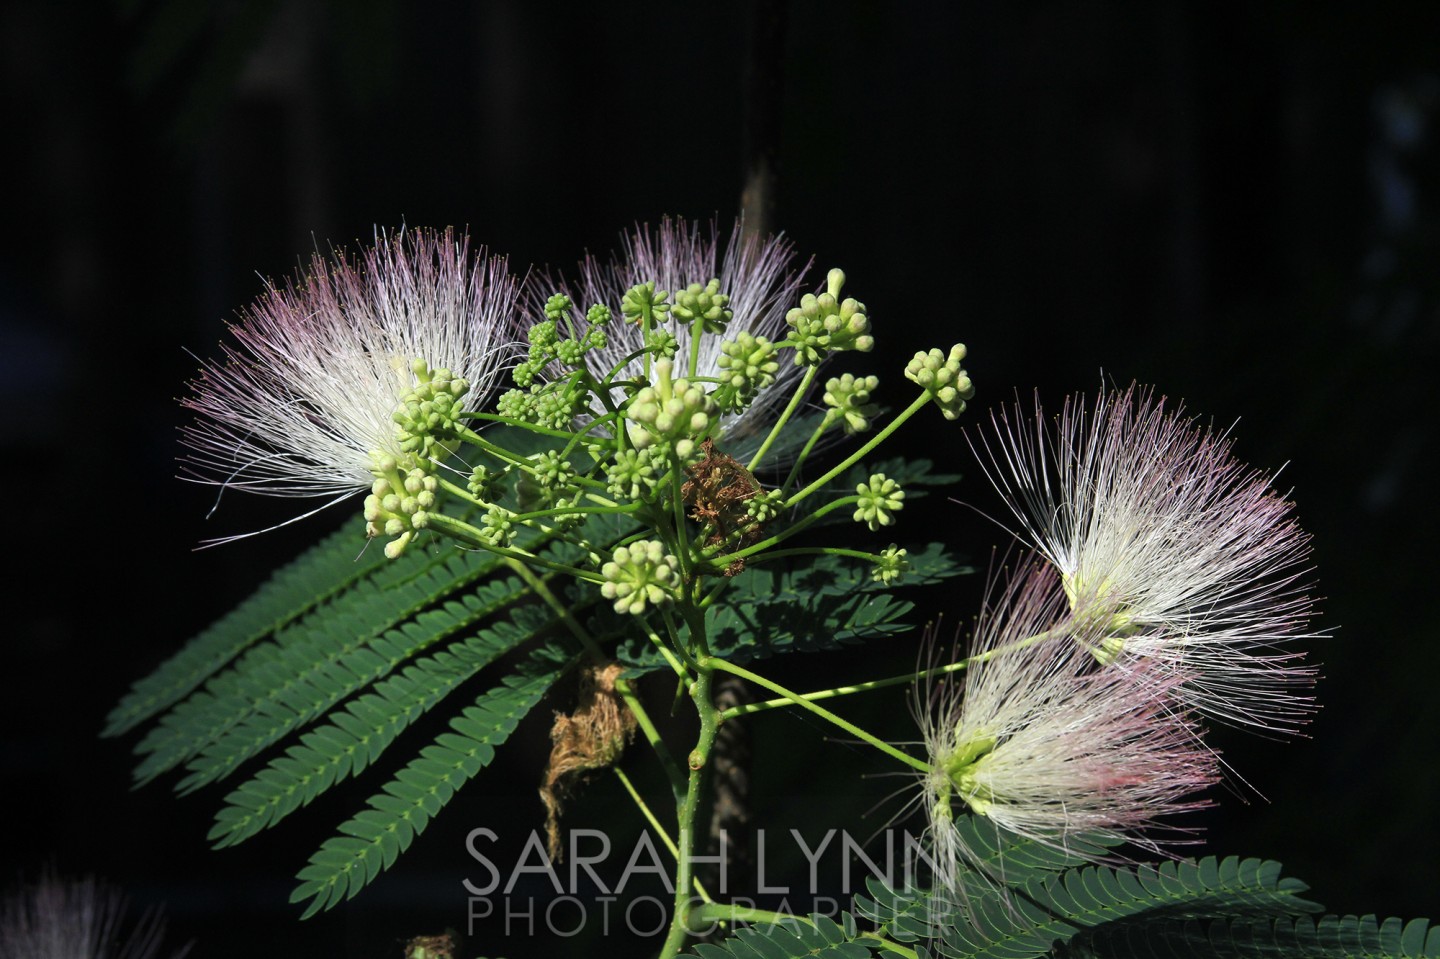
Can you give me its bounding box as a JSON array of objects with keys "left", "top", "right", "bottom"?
[
  {"left": 566, "top": 218, "right": 812, "bottom": 450},
  {"left": 180, "top": 227, "right": 523, "bottom": 530},
  {"left": 969, "top": 385, "right": 1317, "bottom": 731},
  {"left": 917, "top": 558, "right": 1217, "bottom": 893}
]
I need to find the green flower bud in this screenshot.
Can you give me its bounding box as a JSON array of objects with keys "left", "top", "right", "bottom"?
[
  {"left": 854, "top": 473, "right": 904, "bottom": 531},
  {"left": 784, "top": 269, "right": 873, "bottom": 365},
  {"left": 872, "top": 544, "right": 910, "bottom": 585},
  {"left": 627, "top": 358, "right": 718, "bottom": 460},
  {"left": 480, "top": 504, "right": 517, "bottom": 547},
  {"left": 391, "top": 359, "right": 470, "bottom": 464},
  {"left": 600, "top": 539, "right": 680, "bottom": 615},
  {"left": 555, "top": 338, "right": 585, "bottom": 366},
  {"left": 645, "top": 328, "right": 679, "bottom": 360},
  {"left": 544, "top": 294, "right": 573, "bottom": 320},
  {"left": 468, "top": 463, "right": 506, "bottom": 501},
  {"left": 586, "top": 303, "right": 613, "bottom": 326},
  {"left": 621, "top": 281, "right": 671, "bottom": 325},
  {"left": 715, "top": 332, "right": 780, "bottom": 411},
  {"left": 904, "top": 344, "right": 975, "bottom": 420},
  {"left": 822, "top": 372, "right": 881, "bottom": 434},
  {"left": 365, "top": 466, "right": 440, "bottom": 557},
  {"left": 745, "top": 488, "right": 786, "bottom": 526},
  {"left": 606, "top": 447, "right": 665, "bottom": 500},
  {"left": 672, "top": 278, "right": 733, "bottom": 334},
  {"left": 528, "top": 319, "right": 559, "bottom": 350}
]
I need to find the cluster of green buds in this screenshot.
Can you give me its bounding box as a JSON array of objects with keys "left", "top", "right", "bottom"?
[
  {"left": 348, "top": 251, "right": 978, "bottom": 637},
  {"left": 601, "top": 540, "right": 681, "bottom": 615},
  {"left": 905, "top": 344, "right": 975, "bottom": 421},
  {"left": 606, "top": 447, "right": 665, "bottom": 501},
  {"left": 365, "top": 457, "right": 439, "bottom": 558},
  {"left": 392, "top": 359, "right": 470, "bottom": 465},
  {"left": 873, "top": 545, "right": 910, "bottom": 585},
  {"left": 855, "top": 473, "right": 905, "bottom": 531},
  {"left": 672, "top": 279, "right": 732, "bottom": 333},
  {"left": 626, "top": 358, "right": 717, "bottom": 461},
  {"left": 822, "top": 373, "right": 881, "bottom": 434},
  {"left": 621, "top": 281, "right": 671, "bottom": 326},
  {"left": 785, "top": 269, "right": 874, "bottom": 365},
  {"left": 714, "top": 332, "right": 780, "bottom": 413}
]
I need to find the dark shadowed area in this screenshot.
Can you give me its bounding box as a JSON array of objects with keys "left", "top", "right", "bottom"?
[{"left": 2, "top": 2, "right": 1436, "bottom": 956}]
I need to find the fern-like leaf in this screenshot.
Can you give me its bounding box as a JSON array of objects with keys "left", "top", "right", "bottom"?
[
  {"left": 104, "top": 520, "right": 389, "bottom": 738},
  {"left": 131, "top": 544, "right": 511, "bottom": 786},
  {"left": 937, "top": 856, "right": 1319, "bottom": 959},
  {"left": 616, "top": 542, "right": 966, "bottom": 673},
  {"left": 1061, "top": 914, "right": 1439, "bottom": 959},
  {"left": 206, "top": 598, "right": 557, "bottom": 848},
  {"left": 689, "top": 914, "right": 881, "bottom": 958},
  {"left": 176, "top": 565, "right": 538, "bottom": 793},
  {"left": 289, "top": 644, "right": 572, "bottom": 918}
]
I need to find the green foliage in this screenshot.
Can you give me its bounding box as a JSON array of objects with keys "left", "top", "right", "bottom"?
[
  {"left": 849, "top": 852, "right": 1321, "bottom": 959},
  {"left": 614, "top": 542, "right": 966, "bottom": 672},
  {"left": 290, "top": 643, "right": 572, "bottom": 918},
  {"left": 1060, "top": 914, "right": 1440, "bottom": 959},
  {"left": 206, "top": 595, "right": 558, "bottom": 848},
  {"left": 129, "top": 540, "right": 519, "bottom": 787},
  {"left": 690, "top": 914, "right": 888, "bottom": 959},
  {"left": 103, "top": 519, "right": 390, "bottom": 738},
  {"left": 694, "top": 852, "right": 1358, "bottom": 959}
]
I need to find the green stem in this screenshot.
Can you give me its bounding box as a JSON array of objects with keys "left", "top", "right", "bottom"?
[
  {"left": 460, "top": 412, "right": 586, "bottom": 441},
  {"left": 784, "top": 391, "right": 931, "bottom": 509},
  {"left": 779, "top": 413, "right": 835, "bottom": 495},
  {"left": 705, "top": 657, "right": 931, "bottom": 774},
  {"left": 424, "top": 512, "right": 605, "bottom": 583},
  {"left": 688, "top": 318, "right": 704, "bottom": 380},
  {"left": 613, "top": 766, "right": 679, "bottom": 859},
  {"left": 657, "top": 664, "right": 719, "bottom": 959},
  {"left": 720, "top": 627, "right": 1063, "bottom": 720},
  {"left": 454, "top": 425, "right": 608, "bottom": 491},
  {"left": 505, "top": 560, "right": 688, "bottom": 798},
  {"left": 686, "top": 903, "right": 812, "bottom": 933},
  {"left": 740, "top": 546, "right": 884, "bottom": 567},
  {"left": 612, "top": 768, "right": 713, "bottom": 903},
  {"left": 701, "top": 497, "right": 858, "bottom": 574},
  {"left": 746, "top": 364, "right": 820, "bottom": 472}
]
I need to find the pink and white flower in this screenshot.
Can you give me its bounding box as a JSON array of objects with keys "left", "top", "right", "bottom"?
[
  {"left": 180, "top": 227, "right": 523, "bottom": 528},
  {"left": 918, "top": 557, "right": 1218, "bottom": 891},
  {"left": 968, "top": 385, "right": 1317, "bottom": 732},
  {"left": 565, "top": 218, "right": 813, "bottom": 448}
]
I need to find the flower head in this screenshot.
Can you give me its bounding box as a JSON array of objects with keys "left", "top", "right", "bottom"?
[
  {"left": 180, "top": 227, "right": 523, "bottom": 533},
  {"left": 917, "top": 558, "right": 1217, "bottom": 892},
  {"left": 968, "top": 385, "right": 1317, "bottom": 732},
  {"left": 1, "top": 872, "right": 184, "bottom": 959},
  {"left": 560, "top": 218, "right": 813, "bottom": 450}
]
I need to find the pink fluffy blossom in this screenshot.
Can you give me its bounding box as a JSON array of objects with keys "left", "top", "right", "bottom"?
[
  {"left": 180, "top": 227, "right": 523, "bottom": 527},
  {"left": 969, "top": 386, "right": 1317, "bottom": 732},
  {"left": 567, "top": 218, "right": 812, "bottom": 447},
  {"left": 918, "top": 558, "right": 1218, "bottom": 891}
]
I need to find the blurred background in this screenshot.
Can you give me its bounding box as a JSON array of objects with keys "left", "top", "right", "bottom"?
[{"left": 2, "top": 1, "right": 1437, "bottom": 955}]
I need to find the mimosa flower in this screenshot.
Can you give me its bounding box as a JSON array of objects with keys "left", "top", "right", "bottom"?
[
  {"left": 564, "top": 218, "right": 813, "bottom": 448},
  {"left": 0, "top": 873, "right": 185, "bottom": 959},
  {"left": 180, "top": 227, "right": 523, "bottom": 534},
  {"left": 968, "top": 386, "right": 1318, "bottom": 732},
  {"left": 918, "top": 558, "right": 1217, "bottom": 892}
]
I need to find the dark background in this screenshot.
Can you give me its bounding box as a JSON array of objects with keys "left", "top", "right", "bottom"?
[{"left": 3, "top": 2, "right": 1438, "bottom": 956}]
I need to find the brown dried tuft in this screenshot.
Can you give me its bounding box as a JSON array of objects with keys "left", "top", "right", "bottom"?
[
  {"left": 682, "top": 439, "right": 765, "bottom": 575},
  {"left": 404, "top": 932, "right": 455, "bottom": 959},
  {"left": 540, "top": 662, "right": 638, "bottom": 860}
]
